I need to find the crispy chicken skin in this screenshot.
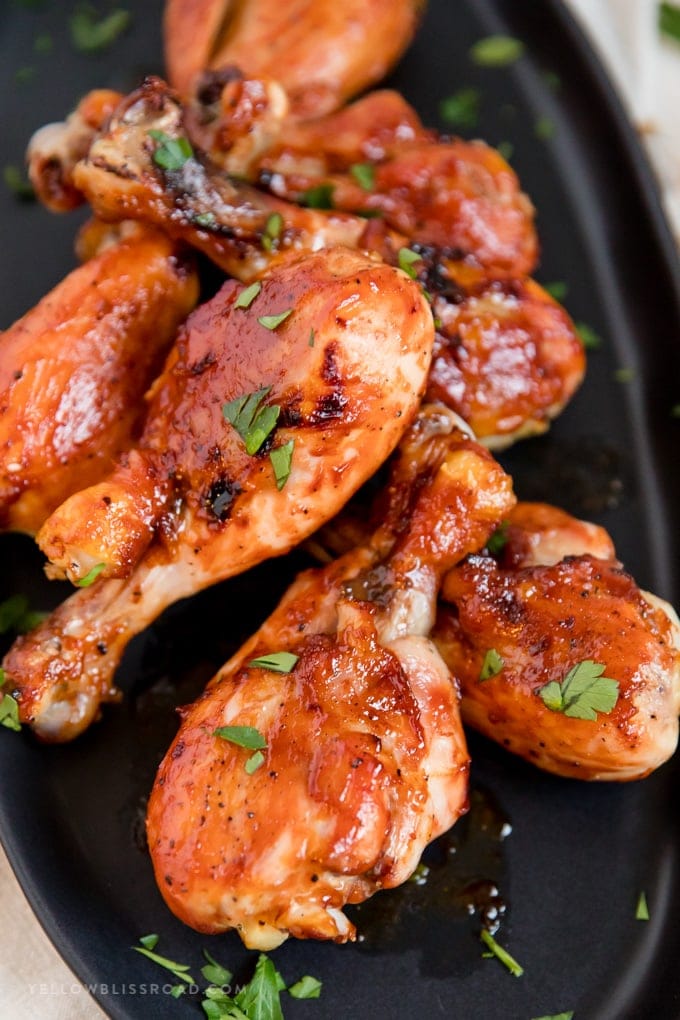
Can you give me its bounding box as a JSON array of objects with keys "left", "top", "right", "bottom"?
[
  {"left": 164, "top": 0, "right": 424, "bottom": 118},
  {"left": 146, "top": 405, "right": 515, "bottom": 947},
  {"left": 423, "top": 265, "right": 586, "bottom": 447},
  {"left": 433, "top": 503, "right": 680, "bottom": 780},
  {"left": 0, "top": 229, "right": 199, "bottom": 535},
  {"left": 5, "top": 248, "right": 434, "bottom": 741}
]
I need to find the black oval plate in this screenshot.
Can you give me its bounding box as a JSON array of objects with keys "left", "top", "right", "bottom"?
[{"left": 1, "top": 2, "right": 680, "bottom": 1018}]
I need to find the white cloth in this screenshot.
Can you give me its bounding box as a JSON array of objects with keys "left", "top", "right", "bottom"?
[{"left": 1, "top": 3, "right": 679, "bottom": 1018}]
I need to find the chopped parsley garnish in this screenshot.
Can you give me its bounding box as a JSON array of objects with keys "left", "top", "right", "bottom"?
[
  {"left": 249, "top": 651, "right": 299, "bottom": 673},
  {"left": 660, "top": 2, "right": 680, "bottom": 42},
  {"left": 223, "top": 387, "right": 280, "bottom": 455},
  {"left": 234, "top": 954, "right": 285, "bottom": 1020},
  {"left": 0, "top": 670, "right": 21, "bottom": 733},
  {"left": 34, "top": 32, "right": 53, "bottom": 53},
  {"left": 262, "top": 212, "right": 283, "bottom": 251},
  {"left": 288, "top": 976, "right": 322, "bottom": 1000},
  {"left": 70, "top": 7, "right": 131, "bottom": 53},
  {"left": 575, "top": 322, "right": 602, "bottom": 350},
  {"left": 0, "top": 594, "right": 46, "bottom": 634},
  {"left": 408, "top": 862, "right": 430, "bottom": 885},
  {"left": 486, "top": 521, "right": 509, "bottom": 556},
  {"left": 195, "top": 211, "right": 216, "bottom": 229},
  {"left": 534, "top": 115, "right": 555, "bottom": 140},
  {"left": 480, "top": 929, "right": 523, "bottom": 977},
  {"left": 543, "top": 70, "right": 562, "bottom": 91},
  {"left": 496, "top": 141, "right": 514, "bottom": 161},
  {"left": 214, "top": 725, "right": 267, "bottom": 750},
  {"left": 258, "top": 309, "right": 293, "bottom": 331},
  {"left": 538, "top": 660, "right": 619, "bottom": 720},
  {"left": 201, "top": 950, "right": 233, "bottom": 987},
  {"left": 615, "top": 367, "right": 635, "bottom": 383},
  {"left": 350, "top": 162, "right": 376, "bottom": 190},
  {"left": 398, "top": 247, "right": 421, "bottom": 279},
  {"left": 132, "top": 937, "right": 195, "bottom": 986},
  {"left": 479, "top": 648, "right": 504, "bottom": 681},
  {"left": 244, "top": 750, "right": 265, "bottom": 774},
  {"left": 636, "top": 890, "right": 650, "bottom": 920},
  {"left": 75, "top": 562, "right": 106, "bottom": 587},
  {"left": 544, "top": 281, "right": 568, "bottom": 301},
  {"left": 530, "top": 1014, "right": 574, "bottom": 1020},
  {"left": 470, "top": 35, "right": 525, "bottom": 67},
  {"left": 301, "top": 183, "right": 335, "bottom": 209},
  {"left": 3, "top": 165, "right": 35, "bottom": 201},
  {"left": 148, "top": 129, "right": 193, "bottom": 172},
  {"left": 234, "top": 282, "right": 262, "bottom": 310},
  {"left": 14, "top": 66, "right": 36, "bottom": 85},
  {"left": 269, "top": 440, "right": 295, "bottom": 490},
  {"left": 439, "top": 88, "right": 481, "bottom": 129}
]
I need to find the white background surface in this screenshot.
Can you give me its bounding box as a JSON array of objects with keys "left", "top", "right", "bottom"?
[{"left": 1, "top": 2, "right": 679, "bottom": 1018}]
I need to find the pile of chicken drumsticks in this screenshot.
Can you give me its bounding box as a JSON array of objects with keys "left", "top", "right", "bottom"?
[{"left": 0, "top": 0, "right": 678, "bottom": 949}]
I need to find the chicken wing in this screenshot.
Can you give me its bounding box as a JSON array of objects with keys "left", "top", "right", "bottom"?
[
  {"left": 164, "top": 0, "right": 423, "bottom": 118},
  {"left": 0, "top": 228, "right": 199, "bottom": 535},
  {"left": 433, "top": 503, "right": 680, "bottom": 780},
  {"left": 4, "top": 247, "right": 433, "bottom": 740},
  {"left": 146, "top": 404, "right": 515, "bottom": 947}
]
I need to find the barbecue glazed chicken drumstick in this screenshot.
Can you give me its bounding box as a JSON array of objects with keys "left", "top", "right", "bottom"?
[
  {"left": 164, "top": 0, "right": 423, "bottom": 118},
  {"left": 31, "top": 77, "right": 582, "bottom": 446},
  {"left": 433, "top": 503, "right": 680, "bottom": 780},
  {"left": 4, "top": 247, "right": 433, "bottom": 741},
  {"left": 146, "top": 404, "right": 516, "bottom": 947},
  {"left": 0, "top": 226, "right": 198, "bottom": 534}
]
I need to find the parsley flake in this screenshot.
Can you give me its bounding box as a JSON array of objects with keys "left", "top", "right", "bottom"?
[
  {"left": 0, "top": 671, "right": 21, "bottom": 733},
  {"left": 480, "top": 929, "right": 523, "bottom": 977},
  {"left": 636, "top": 890, "right": 650, "bottom": 921},
  {"left": 235, "top": 954, "right": 285, "bottom": 1020},
  {"left": 75, "top": 562, "right": 106, "bottom": 587},
  {"left": 480, "top": 648, "right": 504, "bottom": 681},
  {"left": 398, "top": 247, "right": 421, "bottom": 279},
  {"left": 201, "top": 950, "right": 233, "bottom": 987},
  {"left": 139, "top": 934, "right": 159, "bottom": 950},
  {"left": 470, "top": 35, "right": 525, "bottom": 67},
  {"left": 70, "top": 7, "right": 131, "bottom": 53},
  {"left": 132, "top": 938, "right": 195, "bottom": 985},
  {"left": 223, "top": 387, "right": 280, "bottom": 455},
  {"left": 538, "top": 660, "right": 619, "bottom": 721},
  {"left": 530, "top": 1014, "right": 574, "bottom": 1020},
  {"left": 3, "top": 165, "right": 35, "bottom": 201},
  {"left": 615, "top": 366, "right": 635, "bottom": 383},
  {"left": 269, "top": 440, "right": 295, "bottom": 490},
  {"left": 262, "top": 212, "right": 283, "bottom": 251},
  {"left": 214, "top": 725, "right": 267, "bottom": 750},
  {"left": 0, "top": 594, "right": 40, "bottom": 634},
  {"left": 195, "top": 211, "right": 216, "bottom": 229},
  {"left": 301, "top": 183, "right": 335, "bottom": 209},
  {"left": 350, "top": 162, "right": 375, "bottom": 190},
  {"left": 249, "top": 651, "right": 299, "bottom": 673},
  {"left": 148, "top": 130, "right": 193, "bottom": 172},
  {"left": 544, "top": 281, "right": 568, "bottom": 301},
  {"left": 234, "top": 282, "right": 261, "bottom": 310},
  {"left": 258, "top": 309, "right": 293, "bottom": 331},
  {"left": 575, "top": 322, "right": 602, "bottom": 350},
  {"left": 439, "top": 88, "right": 481, "bottom": 129},
  {"left": 496, "top": 140, "right": 514, "bottom": 161},
  {"left": 288, "top": 975, "right": 322, "bottom": 1000},
  {"left": 245, "top": 750, "right": 265, "bottom": 774},
  {"left": 535, "top": 115, "right": 555, "bottom": 140},
  {"left": 170, "top": 985, "right": 186, "bottom": 999},
  {"left": 660, "top": 2, "right": 680, "bottom": 42},
  {"left": 486, "top": 521, "right": 509, "bottom": 556}
]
